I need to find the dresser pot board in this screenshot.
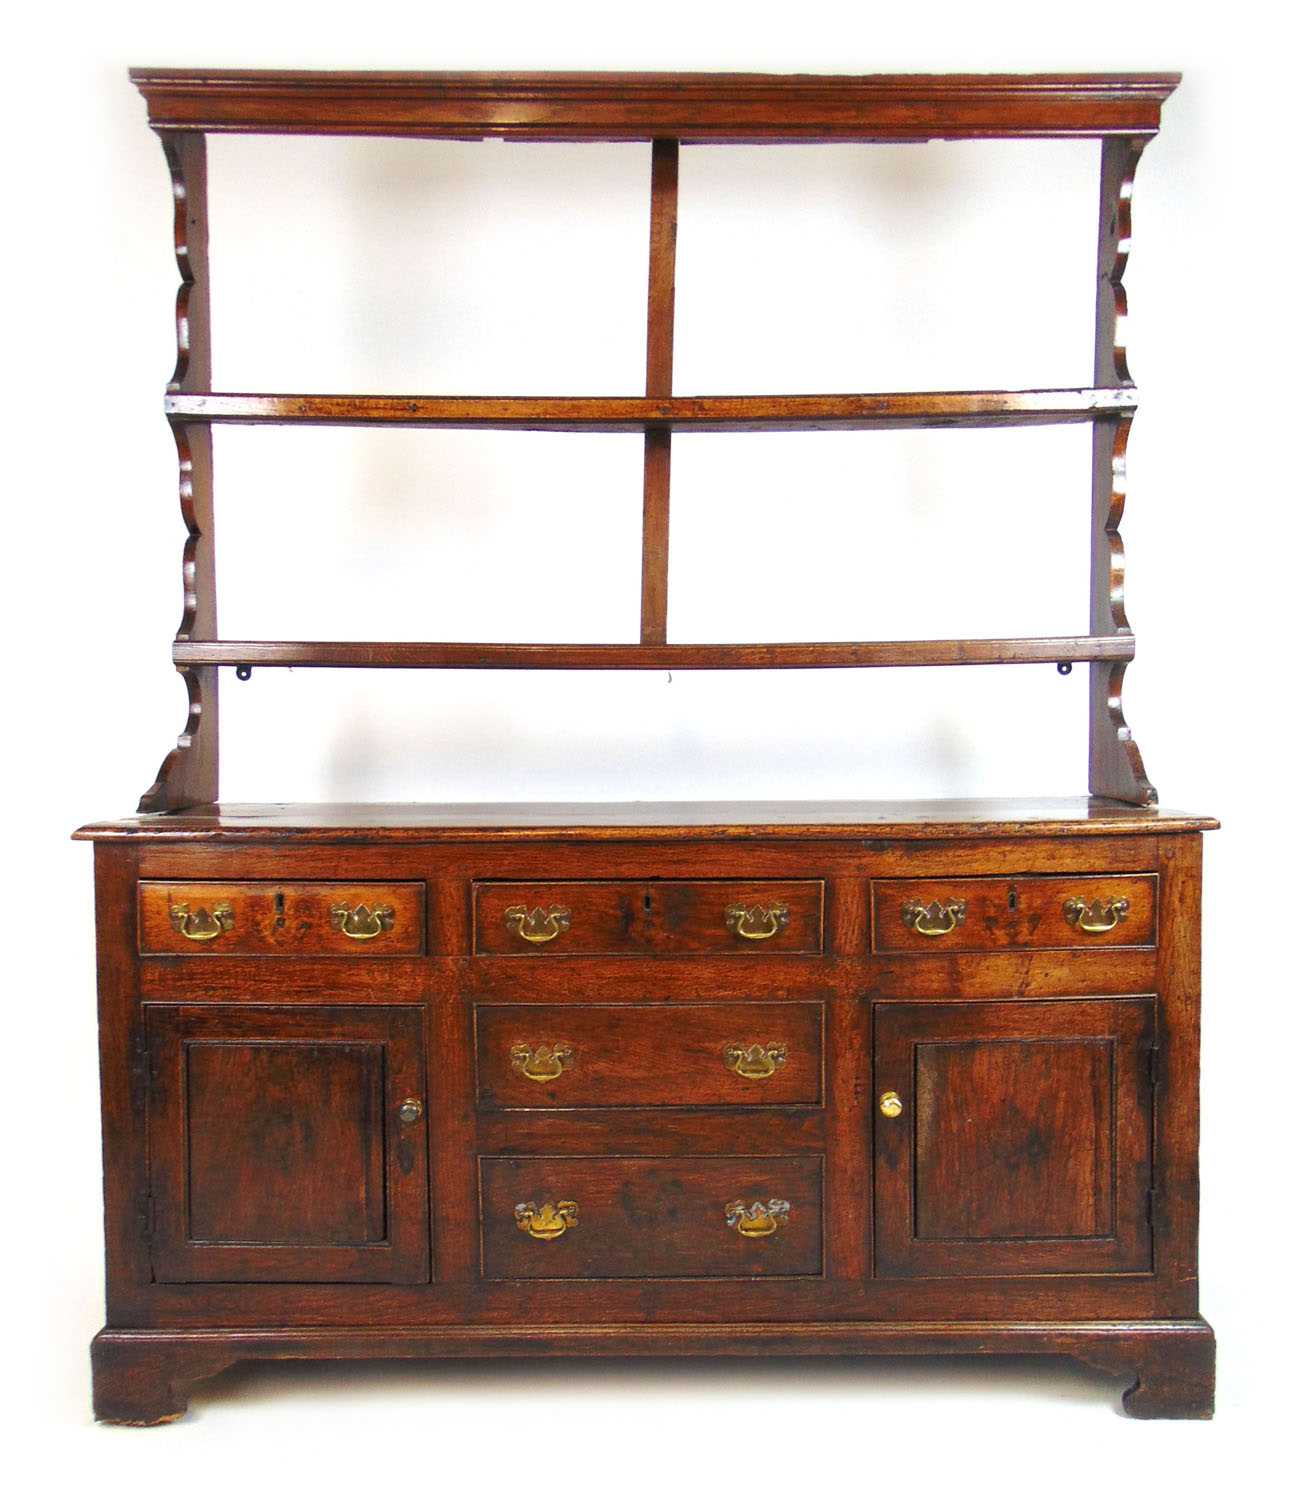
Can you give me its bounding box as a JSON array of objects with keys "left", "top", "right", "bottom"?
[{"left": 80, "top": 69, "right": 1216, "bottom": 1422}]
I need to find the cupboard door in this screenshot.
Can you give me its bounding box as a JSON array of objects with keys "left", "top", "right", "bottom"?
[
  {"left": 873, "top": 999, "right": 1154, "bottom": 1277},
  {"left": 145, "top": 1005, "right": 429, "bottom": 1283}
]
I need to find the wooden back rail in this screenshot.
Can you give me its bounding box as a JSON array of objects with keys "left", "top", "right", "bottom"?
[{"left": 129, "top": 71, "right": 1180, "bottom": 814}]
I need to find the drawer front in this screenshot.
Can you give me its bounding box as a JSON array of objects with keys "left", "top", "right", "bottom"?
[
  {"left": 481, "top": 1155, "right": 822, "bottom": 1279},
  {"left": 872, "top": 874, "right": 1157, "bottom": 953},
  {"left": 473, "top": 879, "right": 824, "bottom": 956},
  {"left": 139, "top": 881, "right": 426, "bottom": 956},
  {"left": 475, "top": 1002, "right": 824, "bottom": 1109}
]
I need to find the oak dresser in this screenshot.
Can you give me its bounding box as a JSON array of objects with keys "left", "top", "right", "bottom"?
[{"left": 79, "top": 69, "right": 1216, "bottom": 1421}]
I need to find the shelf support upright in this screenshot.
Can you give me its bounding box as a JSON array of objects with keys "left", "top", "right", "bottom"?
[
  {"left": 138, "top": 131, "right": 220, "bottom": 812},
  {"left": 640, "top": 139, "right": 678, "bottom": 646},
  {"left": 1088, "top": 134, "right": 1157, "bottom": 806}
]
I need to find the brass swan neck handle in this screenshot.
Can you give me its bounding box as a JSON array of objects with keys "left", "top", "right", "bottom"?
[
  {"left": 505, "top": 905, "right": 572, "bottom": 945},
  {"left": 900, "top": 899, "right": 967, "bottom": 938},
  {"left": 511, "top": 1043, "right": 574, "bottom": 1081},
  {"left": 515, "top": 1201, "right": 579, "bottom": 1240},
  {"left": 1063, "top": 896, "right": 1130, "bottom": 934},
  {"left": 725, "top": 1199, "right": 791, "bottom": 1238},
  {"left": 725, "top": 903, "right": 790, "bottom": 941},
  {"left": 169, "top": 902, "right": 234, "bottom": 942},
  {"left": 724, "top": 1043, "right": 788, "bottom": 1080},
  {"left": 330, "top": 902, "right": 395, "bottom": 941}
]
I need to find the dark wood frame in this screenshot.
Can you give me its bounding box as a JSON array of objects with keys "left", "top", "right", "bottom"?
[
  {"left": 128, "top": 69, "right": 1178, "bottom": 813},
  {"left": 80, "top": 817, "right": 1216, "bottom": 1421}
]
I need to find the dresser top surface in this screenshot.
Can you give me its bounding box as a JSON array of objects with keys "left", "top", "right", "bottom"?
[{"left": 75, "top": 797, "right": 1217, "bottom": 843}]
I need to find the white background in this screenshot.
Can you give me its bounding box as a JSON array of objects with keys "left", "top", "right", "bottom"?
[{"left": 3, "top": 0, "right": 1285, "bottom": 1491}]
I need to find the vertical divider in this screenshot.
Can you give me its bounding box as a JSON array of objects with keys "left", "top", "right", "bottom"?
[
  {"left": 1088, "top": 134, "right": 1155, "bottom": 806},
  {"left": 640, "top": 139, "right": 679, "bottom": 646},
  {"left": 138, "top": 131, "right": 220, "bottom": 813}
]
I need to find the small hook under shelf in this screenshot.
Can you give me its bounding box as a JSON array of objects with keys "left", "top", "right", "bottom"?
[
  {"left": 235, "top": 664, "right": 253, "bottom": 681},
  {"left": 1056, "top": 661, "right": 1073, "bottom": 676}
]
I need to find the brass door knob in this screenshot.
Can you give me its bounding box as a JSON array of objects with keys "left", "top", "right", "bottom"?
[
  {"left": 397, "top": 1097, "right": 424, "bottom": 1124},
  {"left": 878, "top": 1090, "right": 903, "bottom": 1118}
]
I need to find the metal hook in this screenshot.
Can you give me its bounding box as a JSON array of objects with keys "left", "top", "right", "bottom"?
[
  {"left": 1056, "top": 661, "right": 1073, "bottom": 676},
  {"left": 235, "top": 664, "right": 253, "bottom": 681}
]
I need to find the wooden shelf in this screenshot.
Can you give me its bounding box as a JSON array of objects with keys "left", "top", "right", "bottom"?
[
  {"left": 173, "top": 637, "right": 1133, "bottom": 672},
  {"left": 166, "top": 390, "right": 1137, "bottom": 433},
  {"left": 129, "top": 69, "right": 1180, "bottom": 141}
]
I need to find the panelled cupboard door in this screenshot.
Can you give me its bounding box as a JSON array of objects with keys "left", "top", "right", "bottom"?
[
  {"left": 873, "top": 999, "right": 1155, "bottom": 1278},
  {"left": 145, "top": 1005, "right": 429, "bottom": 1283}
]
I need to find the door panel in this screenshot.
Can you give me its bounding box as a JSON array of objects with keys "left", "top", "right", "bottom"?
[
  {"left": 873, "top": 998, "right": 1154, "bottom": 1277},
  {"left": 911, "top": 1037, "right": 1114, "bottom": 1240},
  {"left": 146, "top": 1005, "right": 429, "bottom": 1283}
]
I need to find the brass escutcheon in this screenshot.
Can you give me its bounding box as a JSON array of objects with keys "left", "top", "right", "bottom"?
[
  {"left": 515, "top": 1200, "right": 579, "bottom": 1240},
  {"left": 330, "top": 902, "right": 395, "bottom": 941},
  {"left": 504, "top": 905, "right": 572, "bottom": 945},
  {"left": 725, "top": 1198, "right": 791, "bottom": 1238},
  {"left": 724, "top": 1043, "right": 788, "bottom": 1080},
  {"left": 1063, "top": 896, "right": 1130, "bottom": 934},
  {"left": 169, "top": 902, "right": 234, "bottom": 942},
  {"left": 511, "top": 1042, "right": 573, "bottom": 1082},
  {"left": 725, "top": 902, "right": 790, "bottom": 941},
  {"left": 900, "top": 899, "right": 967, "bottom": 938}
]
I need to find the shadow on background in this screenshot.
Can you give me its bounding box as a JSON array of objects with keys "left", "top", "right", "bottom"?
[{"left": 191, "top": 1353, "right": 1126, "bottom": 1419}]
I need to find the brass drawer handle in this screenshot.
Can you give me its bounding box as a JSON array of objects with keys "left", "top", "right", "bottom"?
[
  {"left": 725, "top": 1198, "right": 791, "bottom": 1238},
  {"left": 511, "top": 1043, "right": 573, "bottom": 1081},
  {"left": 396, "top": 1097, "right": 423, "bottom": 1124},
  {"left": 504, "top": 904, "right": 572, "bottom": 945},
  {"left": 330, "top": 902, "right": 395, "bottom": 940},
  {"left": 1063, "top": 896, "right": 1130, "bottom": 934},
  {"left": 515, "top": 1200, "right": 579, "bottom": 1240},
  {"left": 724, "top": 1043, "right": 787, "bottom": 1080},
  {"left": 725, "top": 902, "right": 790, "bottom": 941},
  {"left": 879, "top": 1090, "right": 904, "bottom": 1118},
  {"left": 900, "top": 899, "right": 967, "bottom": 938},
  {"left": 168, "top": 902, "right": 234, "bottom": 942}
]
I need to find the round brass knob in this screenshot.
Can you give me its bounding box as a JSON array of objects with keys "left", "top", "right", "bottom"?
[
  {"left": 397, "top": 1097, "right": 424, "bottom": 1124},
  {"left": 878, "top": 1090, "right": 903, "bottom": 1118}
]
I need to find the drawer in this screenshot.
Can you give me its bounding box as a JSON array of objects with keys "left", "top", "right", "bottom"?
[
  {"left": 871, "top": 873, "right": 1157, "bottom": 953},
  {"left": 138, "top": 881, "right": 426, "bottom": 956},
  {"left": 475, "top": 1002, "right": 824, "bottom": 1109},
  {"left": 473, "top": 879, "right": 824, "bottom": 956},
  {"left": 480, "top": 1155, "right": 822, "bottom": 1279}
]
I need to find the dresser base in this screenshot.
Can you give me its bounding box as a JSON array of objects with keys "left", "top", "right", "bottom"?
[{"left": 91, "top": 1317, "right": 1215, "bottom": 1424}]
